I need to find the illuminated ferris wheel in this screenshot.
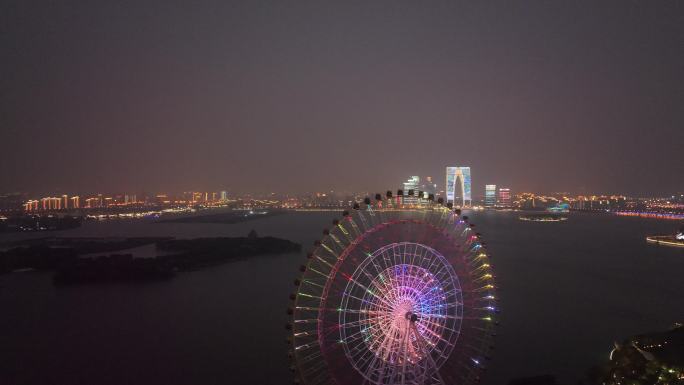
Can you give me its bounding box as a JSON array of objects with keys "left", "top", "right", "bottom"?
[{"left": 287, "top": 190, "right": 498, "bottom": 385}]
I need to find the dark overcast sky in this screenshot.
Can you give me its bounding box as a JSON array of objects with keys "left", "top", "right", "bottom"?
[{"left": 1, "top": 1, "right": 683, "bottom": 196}]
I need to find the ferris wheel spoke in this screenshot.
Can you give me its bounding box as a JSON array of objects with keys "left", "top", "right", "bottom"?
[
  {"left": 416, "top": 326, "right": 458, "bottom": 349},
  {"left": 417, "top": 315, "right": 459, "bottom": 332},
  {"left": 363, "top": 330, "right": 392, "bottom": 383},
  {"left": 359, "top": 266, "right": 399, "bottom": 305},
  {"left": 342, "top": 290, "right": 395, "bottom": 313},
  {"left": 414, "top": 323, "right": 448, "bottom": 385},
  {"left": 418, "top": 313, "right": 462, "bottom": 321},
  {"left": 340, "top": 320, "right": 386, "bottom": 344},
  {"left": 346, "top": 263, "right": 398, "bottom": 306},
  {"left": 348, "top": 327, "right": 392, "bottom": 371},
  {"left": 337, "top": 308, "right": 386, "bottom": 316}
]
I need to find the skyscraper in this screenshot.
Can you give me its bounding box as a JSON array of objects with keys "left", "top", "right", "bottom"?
[
  {"left": 485, "top": 185, "right": 496, "bottom": 207},
  {"left": 402, "top": 176, "right": 420, "bottom": 204},
  {"left": 446, "top": 167, "right": 471, "bottom": 207},
  {"left": 497, "top": 188, "right": 511, "bottom": 207}
]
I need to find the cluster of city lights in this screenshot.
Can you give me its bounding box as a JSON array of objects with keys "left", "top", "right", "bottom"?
[{"left": 614, "top": 211, "right": 684, "bottom": 220}]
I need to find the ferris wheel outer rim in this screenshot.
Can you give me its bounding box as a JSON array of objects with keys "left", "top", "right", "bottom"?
[{"left": 288, "top": 196, "right": 499, "bottom": 385}]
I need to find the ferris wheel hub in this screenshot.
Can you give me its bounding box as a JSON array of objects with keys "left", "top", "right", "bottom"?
[{"left": 405, "top": 312, "right": 419, "bottom": 323}]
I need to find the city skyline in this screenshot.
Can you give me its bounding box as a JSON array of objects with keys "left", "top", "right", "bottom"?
[
  {"left": 4, "top": 179, "right": 684, "bottom": 201},
  {"left": 2, "top": 161, "right": 682, "bottom": 198}
]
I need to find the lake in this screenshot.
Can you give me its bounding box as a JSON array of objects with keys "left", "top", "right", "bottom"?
[{"left": 1, "top": 211, "right": 682, "bottom": 384}]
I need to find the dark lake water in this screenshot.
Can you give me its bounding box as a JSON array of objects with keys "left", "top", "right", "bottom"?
[{"left": 1, "top": 211, "right": 683, "bottom": 385}]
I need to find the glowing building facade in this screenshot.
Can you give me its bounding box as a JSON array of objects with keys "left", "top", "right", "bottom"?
[
  {"left": 446, "top": 167, "right": 471, "bottom": 207},
  {"left": 497, "top": 188, "right": 511, "bottom": 207},
  {"left": 485, "top": 185, "right": 497, "bottom": 207}
]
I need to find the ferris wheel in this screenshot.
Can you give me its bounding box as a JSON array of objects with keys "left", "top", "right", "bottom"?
[{"left": 287, "top": 190, "right": 498, "bottom": 385}]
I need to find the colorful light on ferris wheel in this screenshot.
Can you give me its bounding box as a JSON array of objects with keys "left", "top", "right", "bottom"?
[{"left": 287, "top": 190, "right": 498, "bottom": 385}]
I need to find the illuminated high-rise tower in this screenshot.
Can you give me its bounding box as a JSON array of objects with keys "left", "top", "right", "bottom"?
[
  {"left": 497, "top": 188, "right": 511, "bottom": 207},
  {"left": 402, "top": 176, "right": 421, "bottom": 204},
  {"left": 485, "top": 185, "right": 496, "bottom": 207},
  {"left": 445, "top": 167, "right": 471, "bottom": 207}
]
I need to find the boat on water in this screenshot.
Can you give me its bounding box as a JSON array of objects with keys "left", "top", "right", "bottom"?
[{"left": 646, "top": 227, "right": 684, "bottom": 248}]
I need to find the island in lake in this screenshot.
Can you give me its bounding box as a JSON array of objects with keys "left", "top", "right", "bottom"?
[
  {"left": 519, "top": 213, "right": 568, "bottom": 222},
  {"left": 0, "top": 231, "right": 301, "bottom": 285}
]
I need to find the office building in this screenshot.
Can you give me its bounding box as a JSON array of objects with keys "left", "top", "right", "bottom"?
[
  {"left": 497, "top": 188, "right": 511, "bottom": 207},
  {"left": 485, "top": 185, "right": 496, "bottom": 207},
  {"left": 403, "top": 176, "right": 421, "bottom": 204}
]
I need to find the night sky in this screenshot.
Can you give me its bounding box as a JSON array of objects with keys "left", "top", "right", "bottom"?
[{"left": 2, "top": 1, "right": 683, "bottom": 196}]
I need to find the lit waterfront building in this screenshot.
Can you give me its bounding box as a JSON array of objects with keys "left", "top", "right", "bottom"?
[
  {"left": 485, "top": 185, "right": 497, "bottom": 207},
  {"left": 446, "top": 166, "right": 471, "bottom": 207},
  {"left": 220, "top": 190, "right": 228, "bottom": 201},
  {"left": 497, "top": 188, "right": 511, "bottom": 207},
  {"left": 62, "top": 195, "right": 69, "bottom": 209},
  {"left": 85, "top": 197, "right": 99, "bottom": 208},
  {"left": 402, "top": 176, "right": 421, "bottom": 204},
  {"left": 156, "top": 194, "right": 170, "bottom": 204},
  {"left": 24, "top": 200, "right": 39, "bottom": 211},
  {"left": 40, "top": 197, "right": 62, "bottom": 210},
  {"left": 70, "top": 196, "right": 80, "bottom": 209}
]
